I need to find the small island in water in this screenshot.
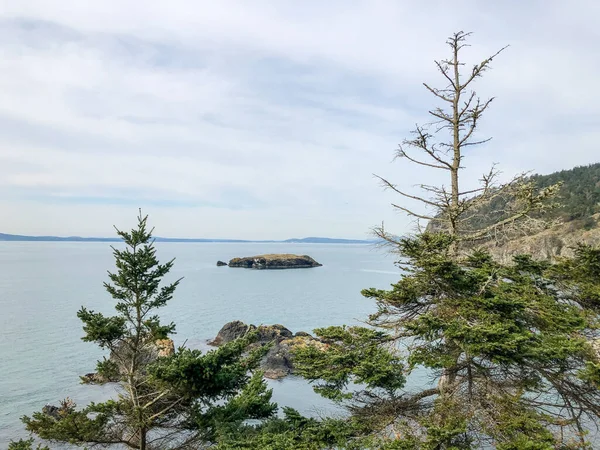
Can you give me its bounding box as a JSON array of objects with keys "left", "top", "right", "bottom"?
[{"left": 225, "top": 253, "right": 322, "bottom": 269}]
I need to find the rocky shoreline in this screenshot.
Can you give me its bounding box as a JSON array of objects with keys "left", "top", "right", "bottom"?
[{"left": 78, "top": 321, "right": 320, "bottom": 386}]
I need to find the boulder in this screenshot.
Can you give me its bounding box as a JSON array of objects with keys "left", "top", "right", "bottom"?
[
  {"left": 42, "top": 405, "right": 61, "bottom": 420},
  {"left": 81, "top": 372, "right": 113, "bottom": 384},
  {"left": 155, "top": 338, "right": 175, "bottom": 357},
  {"left": 210, "top": 320, "right": 255, "bottom": 345},
  {"left": 216, "top": 260, "right": 228, "bottom": 266},
  {"left": 255, "top": 324, "right": 293, "bottom": 343},
  {"left": 228, "top": 254, "right": 322, "bottom": 269},
  {"left": 210, "top": 321, "right": 324, "bottom": 379},
  {"left": 294, "top": 331, "right": 312, "bottom": 338}
]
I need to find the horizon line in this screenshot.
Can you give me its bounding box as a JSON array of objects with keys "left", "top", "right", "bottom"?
[{"left": 0, "top": 232, "right": 377, "bottom": 244}]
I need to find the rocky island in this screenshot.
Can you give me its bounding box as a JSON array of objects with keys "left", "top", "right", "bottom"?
[{"left": 227, "top": 253, "right": 322, "bottom": 269}]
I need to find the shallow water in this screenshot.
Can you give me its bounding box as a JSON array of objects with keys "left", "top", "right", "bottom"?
[{"left": 0, "top": 242, "right": 400, "bottom": 445}]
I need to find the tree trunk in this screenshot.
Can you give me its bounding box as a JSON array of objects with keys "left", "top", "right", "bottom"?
[{"left": 139, "top": 427, "right": 146, "bottom": 450}]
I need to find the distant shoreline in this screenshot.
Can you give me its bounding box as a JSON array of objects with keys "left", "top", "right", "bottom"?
[{"left": 0, "top": 233, "right": 376, "bottom": 244}]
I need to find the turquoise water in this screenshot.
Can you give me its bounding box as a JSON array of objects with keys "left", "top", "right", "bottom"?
[{"left": 0, "top": 242, "right": 400, "bottom": 446}]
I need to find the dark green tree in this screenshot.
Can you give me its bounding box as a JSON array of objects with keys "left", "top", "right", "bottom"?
[
  {"left": 294, "top": 236, "right": 600, "bottom": 448},
  {"left": 21, "top": 212, "right": 276, "bottom": 449}
]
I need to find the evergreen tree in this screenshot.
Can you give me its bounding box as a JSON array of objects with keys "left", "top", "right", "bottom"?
[
  {"left": 21, "top": 212, "right": 276, "bottom": 449},
  {"left": 291, "top": 32, "right": 600, "bottom": 449},
  {"left": 294, "top": 236, "right": 600, "bottom": 448}
]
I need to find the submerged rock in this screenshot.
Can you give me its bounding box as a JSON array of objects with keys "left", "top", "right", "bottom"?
[
  {"left": 210, "top": 321, "right": 325, "bottom": 379},
  {"left": 228, "top": 254, "right": 322, "bottom": 269}
]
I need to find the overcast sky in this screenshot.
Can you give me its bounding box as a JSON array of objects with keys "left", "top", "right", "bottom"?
[{"left": 0, "top": 1, "right": 598, "bottom": 239}]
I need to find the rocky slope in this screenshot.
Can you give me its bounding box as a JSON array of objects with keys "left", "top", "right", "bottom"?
[
  {"left": 227, "top": 254, "right": 322, "bottom": 269},
  {"left": 427, "top": 163, "right": 600, "bottom": 262},
  {"left": 481, "top": 214, "right": 600, "bottom": 264}
]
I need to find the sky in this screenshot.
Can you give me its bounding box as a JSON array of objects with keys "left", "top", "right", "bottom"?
[{"left": 0, "top": 1, "right": 598, "bottom": 239}]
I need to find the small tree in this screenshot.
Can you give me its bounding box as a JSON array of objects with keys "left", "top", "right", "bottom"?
[
  {"left": 21, "top": 212, "right": 276, "bottom": 449},
  {"left": 375, "top": 31, "right": 559, "bottom": 249}
]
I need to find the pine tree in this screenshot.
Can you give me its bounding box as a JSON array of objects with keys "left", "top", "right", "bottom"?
[
  {"left": 295, "top": 236, "right": 600, "bottom": 448},
  {"left": 21, "top": 212, "right": 276, "bottom": 449},
  {"left": 292, "top": 33, "right": 600, "bottom": 448}
]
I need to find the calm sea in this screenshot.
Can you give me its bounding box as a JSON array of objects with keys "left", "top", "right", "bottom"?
[{"left": 0, "top": 242, "right": 400, "bottom": 446}]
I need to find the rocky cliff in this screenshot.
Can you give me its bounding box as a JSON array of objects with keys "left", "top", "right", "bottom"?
[{"left": 481, "top": 214, "right": 600, "bottom": 263}]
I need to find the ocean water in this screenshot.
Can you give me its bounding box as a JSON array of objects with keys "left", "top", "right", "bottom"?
[{"left": 0, "top": 242, "right": 400, "bottom": 446}]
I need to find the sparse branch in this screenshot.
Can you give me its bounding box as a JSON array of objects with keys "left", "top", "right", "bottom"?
[
  {"left": 397, "top": 145, "right": 450, "bottom": 170},
  {"left": 460, "top": 45, "right": 509, "bottom": 91},
  {"left": 434, "top": 60, "right": 457, "bottom": 89},
  {"left": 423, "top": 82, "right": 453, "bottom": 103},
  {"left": 391, "top": 203, "right": 436, "bottom": 221},
  {"left": 375, "top": 174, "right": 445, "bottom": 209}
]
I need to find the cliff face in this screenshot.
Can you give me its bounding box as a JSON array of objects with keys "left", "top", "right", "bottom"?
[
  {"left": 480, "top": 215, "right": 600, "bottom": 264},
  {"left": 426, "top": 163, "right": 600, "bottom": 263},
  {"left": 228, "top": 254, "right": 322, "bottom": 269}
]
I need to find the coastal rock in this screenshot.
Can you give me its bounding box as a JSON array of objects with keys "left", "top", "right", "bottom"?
[
  {"left": 42, "top": 405, "right": 62, "bottom": 420},
  {"left": 210, "top": 320, "right": 254, "bottom": 345},
  {"left": 228, "top": 254, "right": 322, "bottom": 269},
  {"left": 81, "top": 338, "right": 175, "bottom": 384},
  {"left": 255, "top": 324, "right": 293, "bottom": 343},
  {"left": 294, "top": 331, "right": 312, "bottom": 338},
  {"left": 216, "top": 260, "right": 228, "bottom": 266},
  {"left": 210, "top": 321, "right": 324, "bottom": 379},
  {"left": 481, "top": 214, "right": 600, "bottom": 264},
  {"left": 155, "top": 338, "right": 175, "bottom": 357},
  {"left": 81, "top": 372, "right": 114, "bottom": 384},
  {"left": 209, "top": 321, "right": 293, "bottom": 346}
]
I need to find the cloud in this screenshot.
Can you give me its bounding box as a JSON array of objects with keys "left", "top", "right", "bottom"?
[{"left": 0, "top": 1, "right": 598, "bottom": 238}]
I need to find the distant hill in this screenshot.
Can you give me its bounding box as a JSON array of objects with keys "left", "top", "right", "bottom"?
[
  {"left": 0, "top": 233, "right": 374, "bottom": 244},
  {"left": 531, "top": 162, "right": 600, "bottom": 223},
  {"left": 470, "top": 162, "right": 600, "bottom": 231},
  {"left": 283, "top": 237, "right": 376, "bottom": 244}
]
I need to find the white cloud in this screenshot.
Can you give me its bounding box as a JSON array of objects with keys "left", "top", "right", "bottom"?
[{"left": 0, "top": 1, "right": 598, "bottom": 238}]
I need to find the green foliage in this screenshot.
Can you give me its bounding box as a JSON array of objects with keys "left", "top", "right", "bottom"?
[
  {"left": 8, "top": 439, "right": 50, "bottom": 450},
  {"left": 20, "top": 212, "right": 276, "bottom": 449},
  {"left": 293, "top": 326, "right": 405, "bottom": 401},
  {"left": 297, "top": 233, "right": 600, "bottom": 448},
  {"left": 461, "top": 163, "right": 600, "bottom": 235},
  {"left": 533, "top": 163, "right": 600, "bottom": 222},
  {"left": 216, "top": 407, "right": 374, "bottom": 450}
]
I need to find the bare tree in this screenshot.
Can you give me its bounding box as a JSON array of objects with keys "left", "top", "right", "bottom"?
[{"left": 375, "top": 31, "right": 559, "bottom": 252}]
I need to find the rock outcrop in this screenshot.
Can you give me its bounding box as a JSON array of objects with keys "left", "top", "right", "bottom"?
[
  {"left": 227, "top": 254, "right": 322, "bottom": 269},
  {"left": 81, "top": 338, "right": 175, "bottom": 384},
  {"left": 210, "top": 321, "right": 325, "bottom": 379},
  {"left": 216, "top": 260, "right": 228, "bottom": 266},
  {"left": 482, "top": 215, "right": 600, "bottom": 264}
]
